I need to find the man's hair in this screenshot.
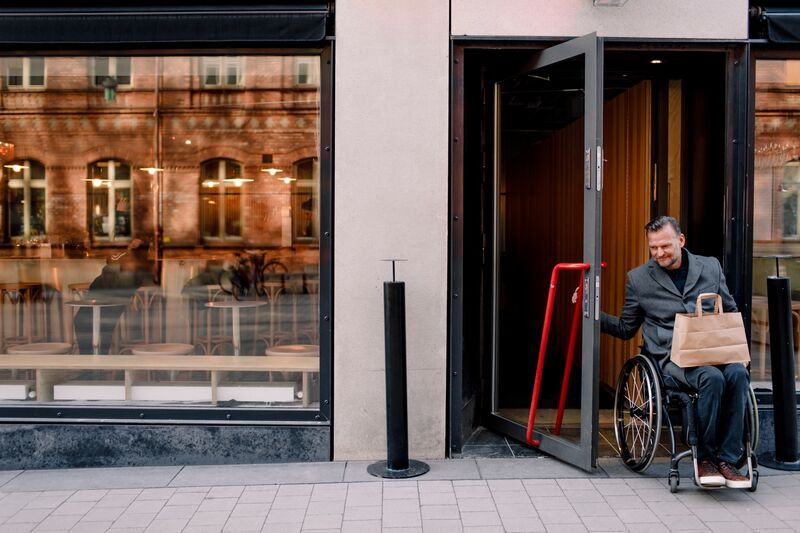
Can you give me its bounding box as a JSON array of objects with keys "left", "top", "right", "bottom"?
[{"left": 644, "top": 215, "right": 681, "bottom": 236}]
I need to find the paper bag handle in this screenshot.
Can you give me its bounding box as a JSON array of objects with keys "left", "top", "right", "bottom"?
[{"left": 695, "top": 293, "right": 723, "bottom": 317}]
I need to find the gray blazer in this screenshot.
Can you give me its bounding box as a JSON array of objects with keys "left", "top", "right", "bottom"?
[{"left": 600, "top": 249, "right": 737, "bottom": 385}]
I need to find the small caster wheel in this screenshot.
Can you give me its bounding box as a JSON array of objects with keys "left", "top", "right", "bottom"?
[
  {"left": 748, "top": 470, "right": 759, "bottom": 492},
  {"left": 669, "top": 474, "right": 679, "bottom": 493}
]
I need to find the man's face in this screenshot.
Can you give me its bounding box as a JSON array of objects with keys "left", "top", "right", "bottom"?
[{"left": 647, "top": 225, "right": 685, "bottom": 270}]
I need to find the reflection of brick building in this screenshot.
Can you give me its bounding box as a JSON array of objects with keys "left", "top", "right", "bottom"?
[
  {"left": 753, "top": 60, "right": 800, "bottom": 249},
  {"left": 0, "top": 55, "right": 320, "bottom": 253}
]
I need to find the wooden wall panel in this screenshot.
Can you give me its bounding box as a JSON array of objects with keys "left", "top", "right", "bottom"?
[
  {"left": 499, "top": 80, "right": 652, "bottom": 403},
  {"left": 501, "top": 113, "right": 584, "bottom": 405},
  {"left": 599, "top": 81, "right": 652, "bottom": 388}
]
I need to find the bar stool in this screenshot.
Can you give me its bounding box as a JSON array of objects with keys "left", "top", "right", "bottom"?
[
  {"left": 0, "top": 282, "right": 43, "bottom": 352},
  {"left": 64, "top": 282, "right": 92, "bottom": 349},
  {"left": 303, "top": 276, "right": 320, "bottom": 344},
  {"left": 119, "top": 285, "right": 165, "bottom": 353},
  {"left": 258, "top": 279, "right": 285, "bottom": 348},
  {"left": 184, "top": 285, "right": 233, "bottom": 355},
  {"left": 37, "top": 284, "right": 64, "bottom": 343}
]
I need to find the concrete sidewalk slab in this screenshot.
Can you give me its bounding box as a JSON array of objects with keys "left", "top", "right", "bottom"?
[
  {"left": 0, "top": 471, "right": 21, "bottom": 487},
  {"left": 169, "top": 462, "right": 345, "bottom": 487},
  {"left": 343, "top": 459, "right": 481, "bottom": 482},
  {"left": 1, "top": 466, "right": 181, "bottom": 491},
  {"left": 477, "top": 457, "right": 603, "bottom": 479},
  {"left": 0, "top": 459, "right": 796, "bottom": 532}
]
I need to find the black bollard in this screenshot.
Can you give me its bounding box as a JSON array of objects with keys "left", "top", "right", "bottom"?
[
  {"left": 368, "top": 260, "right": 430, "bottom": 479},
  {"left": 759, "top": 276, "right": 800, "bottom": 470}
]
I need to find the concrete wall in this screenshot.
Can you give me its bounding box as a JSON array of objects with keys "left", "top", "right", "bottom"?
[
  {"left": 333, "top": 0, "right": 450, "bottom": 459},
  {"left": 452, "top": 0, "right": 748, "bottom": 40}
]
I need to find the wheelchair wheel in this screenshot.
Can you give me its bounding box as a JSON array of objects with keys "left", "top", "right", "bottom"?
[
  {"left": 747, "top": 384, "right": 759, "bottom": 453},
  {"left": 614, "top": 355, "right": 662, "bottom": 472},
  {"left": 736, "top": 384, "right": 760, "bottom": 470}
]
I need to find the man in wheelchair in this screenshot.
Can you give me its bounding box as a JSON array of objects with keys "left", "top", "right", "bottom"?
[{"left": 601, "top": 216, "right": 750, "bottom": 488}]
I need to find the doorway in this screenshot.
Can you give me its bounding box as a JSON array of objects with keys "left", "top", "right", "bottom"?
[{"left": 451, "top": 42, "right": 731, "bottom": 470}]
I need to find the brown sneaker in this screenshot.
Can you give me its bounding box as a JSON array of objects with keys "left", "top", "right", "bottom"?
[
  {"left": 697, "top": 459, "right": 724, "bottom": 487},
  {"left": 718, "top": 461, "right": 750, "bottom": 489}
]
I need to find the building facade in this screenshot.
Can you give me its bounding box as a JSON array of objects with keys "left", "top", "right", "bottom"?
[{"left": 0, "top": 0, "right": 796, "bottom": 471}]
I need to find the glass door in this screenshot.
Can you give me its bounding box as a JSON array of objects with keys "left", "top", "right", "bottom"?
[{"left": 487, "top": 34, "right": 603, "bottom": 471}]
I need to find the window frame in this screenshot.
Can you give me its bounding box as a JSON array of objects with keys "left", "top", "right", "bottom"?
[
  {"left": 5, "top": 57, "right": 45, "bottom": 89},
  {"left": 0, "top": 45, "right": 333, "bottom": 427},
  {"left": 294, "top": 57, "right": 319, "bottom": 86},
  {"left": 200, "top": 56, "right": 243, "bottom": 88},
  {"left": 91, "top": 56, "right": 132, "bottom": 88},
  {"left": 87, "top": 158, "right": 133, "bottom": 243},
  {"left": 199, "top": 158, "right": 245, "bottom": 242},
  {"left": 291, "top": 157, "right": 320, "bottom": 244},
  {"left": 5, "top": 159, "right": 46, "bottom": 240},
  {"left": 780, "top": 161, "right": 800, "bottom": 240}
]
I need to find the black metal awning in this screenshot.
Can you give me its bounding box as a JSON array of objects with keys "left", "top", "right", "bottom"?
[
  {"left": 753, "top": 7, "right": 800, "bottom": 43},
  {"left": 0, "top": 2, "right": 331, "bottom": 45}
]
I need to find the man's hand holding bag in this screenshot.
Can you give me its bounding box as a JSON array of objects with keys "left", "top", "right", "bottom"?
[{"left": 670, "top": 293, "right": 750, "bottom": 368}]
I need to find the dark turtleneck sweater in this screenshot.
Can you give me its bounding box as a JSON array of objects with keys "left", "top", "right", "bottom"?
[{"left": 664, "top": 249, "right": 689, "bottom": 294}]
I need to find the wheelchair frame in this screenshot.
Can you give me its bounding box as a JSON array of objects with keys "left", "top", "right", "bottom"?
[{"left": 613, "top": 354, "right": 759, "bottom": 493}]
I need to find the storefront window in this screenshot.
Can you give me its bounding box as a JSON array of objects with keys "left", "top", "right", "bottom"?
[
  {"left": 752, "top": 59, "right": 800, "bottom": 387},
  {"left": 0, "top": 54, "right": 322, "bottom": 412}
]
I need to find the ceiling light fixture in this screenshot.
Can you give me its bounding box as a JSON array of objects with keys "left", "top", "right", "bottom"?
[
  {"left": 277, "top": 176, "right": 297, "bottom": 184},
  {"left": 82, "top": 178, "right": 111, "bottom": 188},
  {"left": 3, "top": 163, "right": 28, "bottom": 172},
  {"left": 593, "top": 0, "right": 628, "bottom": 6},
  {"left": 222, "top": 177, "right": 254, "bottom": 187},
  {"left": 651, "top": 59, "right": 663, "bottom": 64},
  {"left": 260, "top": 167, "right": 284, "bottom": 176},
  {"left": 139, "top": 167, "right": 164, "bottom": 175}
]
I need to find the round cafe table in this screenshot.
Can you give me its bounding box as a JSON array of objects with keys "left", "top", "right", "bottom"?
[
  {"left": 65, "top": 299, "right": 126, "bottom": 355},
  {"left": 265, "top": 344, "right": 319, "bottom": 357},
  {"left": 205, "top": 300, "right": 266, "bottom": 356}
]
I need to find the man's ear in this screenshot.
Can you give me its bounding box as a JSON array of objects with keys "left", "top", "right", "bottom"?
[{"left": 678, "top": 233, "right": 686, "bottom": 247}]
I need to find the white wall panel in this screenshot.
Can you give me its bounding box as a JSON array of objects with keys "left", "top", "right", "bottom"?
[
  {"left": 334, "top": 0, "right": 450, "bottom": 459},
  {"left": 452, "top": 0, "right": 747, "bottom": 40}
]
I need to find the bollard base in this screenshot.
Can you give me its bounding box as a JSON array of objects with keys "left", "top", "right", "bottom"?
[
  {"left": 367, "top": 459, "right": 430, "bottom": 479},
  {"left": 758, "top": 452, "right": 800, "bottom": 471}
]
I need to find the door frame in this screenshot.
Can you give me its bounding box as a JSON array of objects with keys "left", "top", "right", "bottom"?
[
  {"left": 486, "top": 33, "right": 604, "bottom": 471},
  {"left": 448, "top": 39, "right": 751, "bottom": 463}
]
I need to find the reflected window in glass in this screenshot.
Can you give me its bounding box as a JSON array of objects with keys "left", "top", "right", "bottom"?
[
  {"left": 5, "top": 57, "right": 45, "bottom": 89},
  {"left": 92, "top": 57, "right": 132, "bottom": 87},
  {"left": 87, "top": 159, "right": 132, "bottom": 242},
  {"left": 200, "top": 158, "right": 244, "bottom": 241},
  {"left": 5, "top": 160, "right": 45, "bottom": 241}
]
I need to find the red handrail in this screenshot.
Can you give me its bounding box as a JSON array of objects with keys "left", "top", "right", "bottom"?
[{"left": 526, "top": 261, "right": 605, "bottom": 447}]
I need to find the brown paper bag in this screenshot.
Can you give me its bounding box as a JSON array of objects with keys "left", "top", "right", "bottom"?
[{"left": 670, "top": 293, "right": 750, "bottom": 368}]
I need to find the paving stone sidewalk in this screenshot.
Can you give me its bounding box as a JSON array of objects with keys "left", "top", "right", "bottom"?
[{"left": 0, "top": 457, "right": 797, "bottom": 532}]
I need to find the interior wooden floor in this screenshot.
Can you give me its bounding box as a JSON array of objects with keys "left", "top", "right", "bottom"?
[{"left": 497, "top": 408, "right": 688, "bottom": 458}]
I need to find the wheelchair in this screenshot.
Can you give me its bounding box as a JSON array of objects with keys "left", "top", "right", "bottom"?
[{"left": 613, "top": 354, "right": 759, "bottom": 493}]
